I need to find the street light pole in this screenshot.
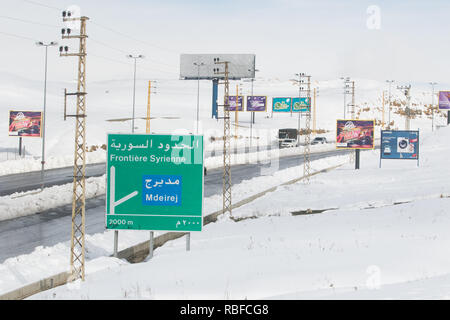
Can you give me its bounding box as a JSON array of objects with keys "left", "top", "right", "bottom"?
[
  {"left": 36, "top": 41, "right": 58, "bottom": 189},
  {"left": 127, "top": 54, "right": 144, "bottom": 133},
  {"left": 194, "top": 62, "right": 205, "bottom": 134},
  {"left": 429, "top": 82, "right": 437, "bottom": 131}
]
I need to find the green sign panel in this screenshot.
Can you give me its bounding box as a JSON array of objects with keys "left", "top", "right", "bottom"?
[
  {"left": 106, "top": 134, "right": 204, "bottom": 232},
  {"left": 292, "top": 97, "right": 311, "bottom": 112}
]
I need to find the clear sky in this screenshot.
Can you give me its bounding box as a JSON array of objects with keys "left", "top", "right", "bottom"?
[{"left": 0, "top": 0, "right": 449, "bottom": 84}]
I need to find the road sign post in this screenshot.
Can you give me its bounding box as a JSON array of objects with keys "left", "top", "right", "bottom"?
[{"left": 106, "top": 134, "right": 204, "bottom": 252}]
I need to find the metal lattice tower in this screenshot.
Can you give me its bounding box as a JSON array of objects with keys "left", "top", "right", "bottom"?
[
  {"left": 293, "top": 73, "right": 312, "bottom": 183},
  {"left": 213, "top": 59, "right": 232, "bottom": 217},
  {"left": 302, "top": 75, "right": 312, "bottom": 184},
  {"left": 60, "top": 14, "right": 89, "bottom": 281}
]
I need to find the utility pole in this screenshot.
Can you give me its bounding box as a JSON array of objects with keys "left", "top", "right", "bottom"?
[
  {"left": 36, "top": 41, "right": 58, "bottom": 190},
  {"left": 313, "top": 87, "right": 318, "bottom": 133},
  {"left": 341, "top": 77, "right": 351, "bottom": 118},
  {"left": 349, "top": 81, "right": 355, "bottom": 119},
  {"left": 234, "top": 84, "right": 243, "bottom": 139},
  {"left": 293, "top": 73, "right": 311, "bottom": 183},
  {"left": 386, "top": 80, "right": 394, "bottom": 129},
  {"left": 397, "top": 85, "right": 411, "bottom": 130},
  {"left": 214, "top": 58, "right": 232, "bottom": 218},
  {"left": 194, "top": 62, "right": 204, "bottom": 134},
  {"left": 382, "top": 91, "right": 385, "bottom": 129},
  {"left": 127, "top": 54, "right": 144, "bottom": 133},
  {"left": 429, "top": 82, "right": 437, "bottom": 131},
  {"left": 146, "top": 80, "right": 157, "bottom": 133},
  {"left": 60, "top": 11, "right": 89, "bottom": 281},
  {"left": 247, "top": 68, "right": 259, "bottom": 124}
]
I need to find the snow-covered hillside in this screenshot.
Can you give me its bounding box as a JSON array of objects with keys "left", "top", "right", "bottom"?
[{"left": 1, "top": 73, "right": 448, "bottom": 169}]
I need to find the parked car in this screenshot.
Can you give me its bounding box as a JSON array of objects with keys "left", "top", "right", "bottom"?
[{"left": 311, "top": 137, "right": 327, "bottom": 145}]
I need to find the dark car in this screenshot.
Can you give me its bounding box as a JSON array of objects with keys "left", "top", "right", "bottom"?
[{"left": 311, "top": 137, "right": 327, "bottom": 145}]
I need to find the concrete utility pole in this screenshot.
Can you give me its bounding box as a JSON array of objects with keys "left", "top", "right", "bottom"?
[
  {"left": 60, "top": 11, "right": 89, "bottom": 281},
  {"left": 146, "top": 80, "right": 157, "bottom": 134},
  {"left": 213, "top": 58, "right": 232, "bottom": 218},
  {"left": 36, "top": 41, "right": 58, "bottom": 190},
  {"left": 247, "top": 68, "right": 259, "bottom": 124},
  {"left": 382, "top": 91, "right": 385, "bottom": 129},
  {"left": 350, "top": 81, "right": 355, "bottom": 119},
  {"left": 194, "top": 62, "right": 204, "bottom": 134},
  {"left": 397, "top": 85, "right": 412, "bottom": 130},
  {"left": 127, "top": 54, "right": 144, "bottom": 133},
  {"left": 386, "top": 80, "right": 394, "bottom": 129},
  {"left": 341, "top": 77, "right": 351, "bottom": 118},
  {"left": 429, "top": 82, "right": 437, "bottom": 131},
  {"left": 313, "top": 87, "right": 318, "bottom": 133}
]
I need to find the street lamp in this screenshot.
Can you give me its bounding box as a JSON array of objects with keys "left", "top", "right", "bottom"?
[
  {"left": 193, "top": 62, "right": 205, "bottom": 134},
  {"left": 127, "top": 54, "right": 144, "bottom": 133},
  {"left": 386, "top": 80, "right": 395, "bottom": 128},
  {"left": 36, "top": 41, "right": 58, "bottom": 189},
  {"left": 429, "top": 82, "right": 437, "bottom": 131}
]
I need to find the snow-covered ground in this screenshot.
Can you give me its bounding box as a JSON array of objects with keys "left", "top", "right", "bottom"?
[
  {"left": 1, "top": 71, "right": 450, "bottom": 299},
  {"left": 0, "top": 125, "right": 448, "bottom": 299}
]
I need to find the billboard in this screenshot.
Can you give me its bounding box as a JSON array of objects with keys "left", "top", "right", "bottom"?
[
  {"left": 380, "top": 130, "right": 419, "bottom": 160},
  {"left": 179, "top": 54, "right": 256, "bottom": 80},
  {"left": 227, "top": 95, "right": 244, "bottom": 111},
  {"left": 292, "top": 97, "right": 311, "bottom": 112},
  {"left": 336, "top": 120, "right": 375, "bottom": 149},
  {"left": 272, "top": 97, "right": 292, "bottom": 112},
  {"left": 246, "top": 96, "right": 267, "bottom": 112},
  {"left": 438, "top": 91, "right": 450, "bottom": 110},
  {"left": 106, "top": 134, "right": 204, "bottom": 232},
  {"left": 9, "top": 111, "right": 42, "bottom": 137}
]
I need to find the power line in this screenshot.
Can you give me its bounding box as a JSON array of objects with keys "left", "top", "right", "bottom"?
[
  {"left": 89, "top": 53, "right": 178, "bottom": 75},
  {"left": 18, "top": 0, "right": 180, "bottom": 55},
  {"left": 89, "top": 37, "right": 178, "bottom": 70},
  {"left": 0, "top": 30, "right": 37, "bottom": 41},
  {"left": 20, "top": 0, "right": 61, "bottom": 11},
  {"left": 0, "top": 15, "right": 59, "bottom": 28},
  {"left": 89, "top": 21, "right": 179, "bottom": 55}
]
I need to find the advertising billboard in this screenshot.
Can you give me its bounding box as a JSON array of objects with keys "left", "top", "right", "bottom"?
[
  {"left": 8, "top": 111, "right": 42, "bottom": 137},
  {"left": 246, "top": 96, "right": 267, "bottom": 112},
  {"left": 227, "top": 95, "right": 244, "bottom": 111},
  {"left": 272, "top": 97, "right": 292, "bottom": 112},
  {"left": 438, "top": 91, "right": 450, "bottom": 110},
  {"left": 336, "top": 120, "right": 375, "bottom": 149},
  {"left": 106, "top": 134, "right": 204, "bottom": 232},
  {"left": 292, "top": 97, "right": 311, "bottom": 112},
  {"left": 380, "top": 130, "right": 419, "bottom": 160},
  {"left": 179, "top": 54, "right": 256, "bottom": 80}
]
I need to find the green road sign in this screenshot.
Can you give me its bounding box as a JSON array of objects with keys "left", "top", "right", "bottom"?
[{"left": 106, "top": 134, "right": 204, "bottom": 232}]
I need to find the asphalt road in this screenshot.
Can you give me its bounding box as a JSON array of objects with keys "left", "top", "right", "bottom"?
[
  {"left": 0, "top": 148, "right": 348, "bottom": 263},
  {"left": 0, "top": 144, "right": 274, "bottom": 197}
]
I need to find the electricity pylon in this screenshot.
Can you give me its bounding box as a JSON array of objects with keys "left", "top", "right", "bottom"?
[
  {"left": 293, "top": 73, "right": 311, "bottom": 184},
  {"left": 60, "top": 12, "right": 89, "bottom": 281},
  {"left": 213, "top": 58, "right": 232, "bottom": 217}
]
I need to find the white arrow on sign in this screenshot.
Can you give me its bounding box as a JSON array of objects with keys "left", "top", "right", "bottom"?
[{"left": 109, "top": 165, "right": 138, "bottom": 214}]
